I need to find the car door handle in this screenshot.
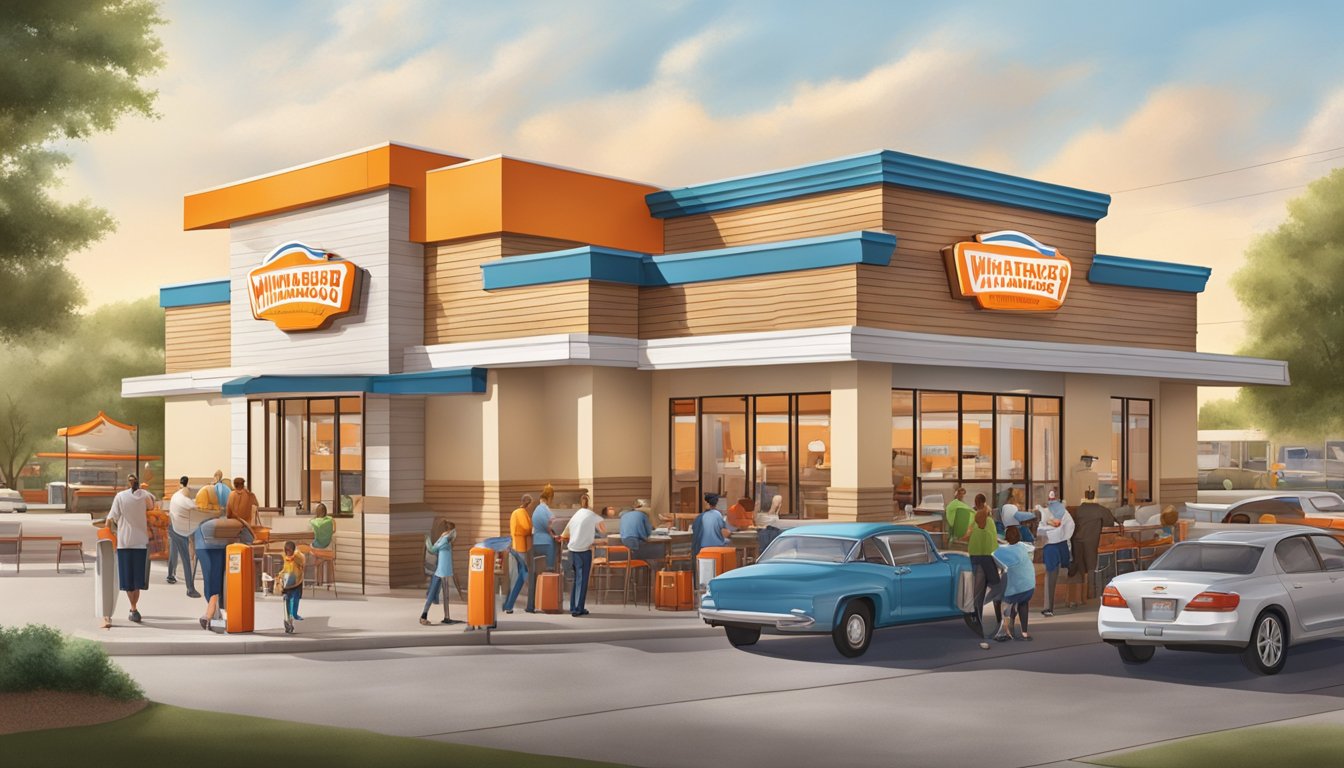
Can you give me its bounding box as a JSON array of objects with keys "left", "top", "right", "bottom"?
[
  {"left": 1293, "top": 583, "right": 1304, "bottom": 589},
  {"left": 894, "top": 566, "right": 911, "bottom": 575}
]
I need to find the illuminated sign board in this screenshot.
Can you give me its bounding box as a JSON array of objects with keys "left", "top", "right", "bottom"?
[
  {"left": 942, "top": 230, "right": 1071, "bottom": 311},
  {"left": 247, "top": 242, "right": 360, "bottom": 331}
]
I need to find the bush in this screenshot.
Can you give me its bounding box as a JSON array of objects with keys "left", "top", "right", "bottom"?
[{"left": 0, "top": 624, "right": 143, "bottom": 700}]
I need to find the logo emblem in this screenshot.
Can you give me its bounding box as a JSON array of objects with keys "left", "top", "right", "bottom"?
[
  {"left": 1152, "top": 585, "right": 1167, "bottom": 593},
  {"left": 247, "top": 242, "right": 361, "bottom": 332},
  {"left": 942, "top": 230, "right": 1071, "bottom": 311}
]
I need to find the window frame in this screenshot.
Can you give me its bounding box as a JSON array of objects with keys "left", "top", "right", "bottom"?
[{"left": 1275, "top": 536, "right": 1324, "bottom": 574}]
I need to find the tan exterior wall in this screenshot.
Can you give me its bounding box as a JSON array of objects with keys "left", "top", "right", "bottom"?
[
  {"left": 638, "top": 265, "right": 857, "bottom": 340},
  {"left": 164, "top": 397, "right": 232, "bottom": 479},
  {"left": 1158, "top": 382, "right": 1198, "bottom": 505},
  {"left": 663, "top": 186, "right": 884, "bottom": 252},
  {"left": 165, "top": 305, "right": 230, "bottom": 373}
]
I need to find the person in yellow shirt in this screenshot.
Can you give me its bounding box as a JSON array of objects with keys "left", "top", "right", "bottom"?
[
  {"left": 279, "top": 540, "right": 305, "bottom": 634},
  {"left": 195, "top": 482, "right": 220, "bottom": 514},
  {"left": 504, "top": 494, "right": 534, "bottom": 614}
]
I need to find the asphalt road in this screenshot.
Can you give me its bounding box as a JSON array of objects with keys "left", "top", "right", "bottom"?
[{"left": 115, "top": 613, "right": 1344, "bottom": 768}]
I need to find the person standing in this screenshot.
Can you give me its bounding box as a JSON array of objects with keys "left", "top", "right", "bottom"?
[
  {"left": 964, "top": 498, "right": 1003, "bottom": 636},
  {"left": 225, "top": 477, "right": 257, "bottom": 525},
  {"left": 1067, "top": 490, "right": 1118, "bottom": 609},
  {"left": 1000, "top": 492, "right": 1037, "bottom": 543},
  {"left": 992, "top": 526, "right": 1036, "bottom": 641},
  {"left": 944, "top": 487, "right": 974, "bottom": 549},
  {"left": 166, "top": 476, "right": 204, "bottom": 598},
  {"left": 278, "top": 540, "right": 305, "bottom": 634},
  {"left": 726, "top": 497, "right": 755, "bottom": 530},
  {"left": 504, "top": 495, "right": 534, "bottom": 614},
  {"left": 195, "top": 515, "right": 254, "bottom": 630},
  {"left": 532, "top": 484, "right": 558, "bottom": 573},
  {"left": 420, "top": 518, "right": 459, "bottom": 625},
  {"left": 561, "top": 493, "right": 605, "bottom": 617},
  {"left": 1040, "top": 496, "right": 1075, "bottom": 617},
  {"left": 101, "top": 475, "right": 154, "bottom": 628}
]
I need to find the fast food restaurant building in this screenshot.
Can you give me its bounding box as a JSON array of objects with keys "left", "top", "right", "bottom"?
[{"left": 123, "top": 142, "right": 1289, "bottom": 588}]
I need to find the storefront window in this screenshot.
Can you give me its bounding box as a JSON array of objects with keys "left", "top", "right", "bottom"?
[
  {"left": 1110, "top": 398, "right": 1152, "bottom": 504},
  {"left": 892, "top": 390, "right": 915, "bottom": 512},
  {"left": 701, "top": 396, "right": 748, "bottom": 505},
  {"left": 755, "top": 396, "right": 791, "bottom": 518},
  {"left": 1029, "top": 398, "right": 1060, "bottom": 507},
  {"left": 247, "top": 396, "right": 363, "bottom": 517},
  {"left": 670, "top": 399, "right": 698, "bottom": 516},
  {"left": 962, "top": 394, "right": 994, "bottom": 481},
  {"left": 996, "top": 396, "right": 1026, "bottom": 482},
  {"left": 919, "top": 392, "right": 958, "bottom": 483},
  {"left": 796, "top": 394, "right": 830, "bottom": 519}
]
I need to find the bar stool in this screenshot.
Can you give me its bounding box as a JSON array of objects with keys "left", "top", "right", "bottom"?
[{"left": 597, "top": 544, "right": 651, "bottom": 608}]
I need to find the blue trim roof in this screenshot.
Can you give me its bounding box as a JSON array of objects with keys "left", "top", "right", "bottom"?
[
  {"left": 160, "top": 279, "right": 230, "bottom": 308},
  {"left": 645, "top": 150, "right": 1112, "bottom": 222},
  {"left": 1088, "top": 254, "right": 1211, "bottom": 293},
  {"left": 480, "top": 230, "right": 896, "bottom": 290},
  {"left": 221, "top": 368, "right": 488, "bottom": 397}
]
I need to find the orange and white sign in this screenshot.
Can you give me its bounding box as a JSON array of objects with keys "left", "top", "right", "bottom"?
[
  {"left": 247, "top": 242, "right": 360, "bottom": 331},
  {"left": 942, "top": 230, "right": 1071, "bottom": 311}
]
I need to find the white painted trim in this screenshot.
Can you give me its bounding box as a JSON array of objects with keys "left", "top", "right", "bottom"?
[
  {"left": 121, "top": 368, "right": 246, "bottom": 398},
  {"left": 404, "top": 334, "right": 640, "bottom": 371}
]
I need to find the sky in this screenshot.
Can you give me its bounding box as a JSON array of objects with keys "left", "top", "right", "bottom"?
[{"left": 58, "top": 0, "right": 1344, "bottom": 403}]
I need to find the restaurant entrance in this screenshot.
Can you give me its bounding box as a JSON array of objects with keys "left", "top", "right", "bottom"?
[{"left": 246, "top": 396, "right": 365, "bottom": 517}]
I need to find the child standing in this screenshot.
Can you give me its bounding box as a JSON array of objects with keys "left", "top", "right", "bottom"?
[
  {"left": 421, "top": 519, "right": 459, "bottom": 625},
  {"left": 279, "top": 540, "right": 305, "bottom": 634}
]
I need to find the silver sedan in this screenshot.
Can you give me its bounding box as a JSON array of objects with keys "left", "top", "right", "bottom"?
[{"left": 1097, "top": 527, "right": 1344, "bottom": 675}]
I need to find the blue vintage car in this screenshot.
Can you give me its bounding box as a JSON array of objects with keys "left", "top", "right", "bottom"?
[{"left": 699, "top": 523, "right": 979, "bottom": 657}]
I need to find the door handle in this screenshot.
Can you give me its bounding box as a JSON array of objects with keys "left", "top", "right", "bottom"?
[
  {"left": 1293, "top": 583, "right": 1304, "bottom": 589},
  {"left": 894, "top": 566, "right": 911, "bottom": 575}
]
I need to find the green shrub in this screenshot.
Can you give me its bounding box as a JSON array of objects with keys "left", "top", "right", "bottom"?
[{"left": 0, "top": 624, "right": 143, "bottom": 700}]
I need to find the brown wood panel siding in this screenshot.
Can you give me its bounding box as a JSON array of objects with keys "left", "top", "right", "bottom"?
[
  {"left": 638, "top": 266, "right": 857, "bottom": 340},
  {"left": 425, "top": 479, "right": 587, "bottom": 577},
  {"left": 1160, "top": 477, "right": 1198, "bottom": 506},
  {"left": 663, "top": 186, "right": 885, "bottom": 253},
  {"left": 590, "top": 477, "right": 653, "bottom": 512},
  {"left": 853, "top": 186, "right": 1197, "bottom": 351},
  {"left": 424, "top": 234, "right": 640, "bottom": 343},
  {"left": 165, "top": 304, "right": 230, "bottom": 372}
]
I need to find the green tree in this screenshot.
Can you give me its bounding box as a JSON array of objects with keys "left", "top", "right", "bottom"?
[
  {"left": 0, "top": 1, "right": 165, "bottom": 339},
  {"left": 1232, "top": 169, "right": 1344, "bottom": 437},
  {"left": 0, "top": 298, "right": 164, "bottom": 489},
  {"left": 1198, "top": 397, "right": 1256, "bottom": 430}
]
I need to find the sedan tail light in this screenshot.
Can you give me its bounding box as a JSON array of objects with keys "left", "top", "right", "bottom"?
[
  {"left": 1102, "top": 585, "right": 1128, "bottom": 608},
  {"left": 1185, "top": 591, "right": 1241, "bottom": 611}
]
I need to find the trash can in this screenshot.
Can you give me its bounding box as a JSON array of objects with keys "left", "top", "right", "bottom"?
[
  {"left": 47, "top": 482, "right": 66, "bottom": 506},
  {"left": 225, "top": 542, "right": 255, "bottom": 633},
  {"left": 467, "top": 545, "right": 497, "bottom": 630},
  {"left": 94, "top": 538, "right": 117, "bottom": 620}
]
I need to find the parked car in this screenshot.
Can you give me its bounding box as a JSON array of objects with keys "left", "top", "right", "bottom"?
[
  {"left": 1097, "top": 527, "right": 1344, "bottom": 675},
  {"left": 699, "top": 523, "right": 978, "bottom": 658},
  {"left": 0, "top": 488, "right": 27, "bottom": 513},
  {"left": 1214, "top": 492, "right": 1344, "bottom": 524}
]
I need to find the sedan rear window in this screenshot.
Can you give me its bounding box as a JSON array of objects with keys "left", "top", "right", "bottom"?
[
  {"left": 1150, "top": 543, "right": 1262, "bottom": 574},
  {"left": 758, "top": 536, "right": 858, "bottom": 564}
]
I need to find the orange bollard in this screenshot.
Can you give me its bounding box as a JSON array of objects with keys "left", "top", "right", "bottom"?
[
  {"left": 225, "top": 542, "right": 255, "bottom": 633},
  {"left": 467, "top": 546, "right": 496, "bottom": 629}
]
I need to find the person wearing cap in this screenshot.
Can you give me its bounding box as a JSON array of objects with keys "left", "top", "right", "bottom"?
[
  {"left": 166, "top": 475, "right": 204, "bottom": 598},
  {"left": 619, "top": 500, "right": 658, "bottom": 563}
]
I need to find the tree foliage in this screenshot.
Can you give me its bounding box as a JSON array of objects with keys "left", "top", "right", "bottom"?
[
  {"left": 1198, "top": 397, "right": 1256, "bottom": 431},
  {"left": 0, "top": 1, "right": 165, "bottom": 339},
  {"left": 1232, "top": 169, "right": 1344, "bottom": 438},
  {"left": 0, "top": 298, "right": 164, "bottom": 488}
]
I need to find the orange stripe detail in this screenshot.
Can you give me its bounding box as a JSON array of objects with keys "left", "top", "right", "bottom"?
[{"left": 56, "top": 411, "right": 138, "bottom": 437}]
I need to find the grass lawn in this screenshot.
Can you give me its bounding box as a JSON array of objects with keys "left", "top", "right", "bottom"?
[
  {"left": 0, "top": 702, "right": 629, "bottom": 768},
  {"left": 1088, "top": 724, "right": 1344, "bottom": 768}
]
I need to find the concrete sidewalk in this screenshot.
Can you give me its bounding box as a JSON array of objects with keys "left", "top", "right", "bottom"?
[{"left": 0, "top": 515, "right": 714, "bottom": 656}]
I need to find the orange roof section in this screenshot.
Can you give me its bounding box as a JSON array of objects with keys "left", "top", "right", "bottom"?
[
  {"left": 183, "top": 143, "right": 467, "bottom": 234},
  {"left": 56, "top": 411, "right": 138, "bottom": 437},
  {"left": 183, "top": 144, "right": 666, "bottom": 252}
]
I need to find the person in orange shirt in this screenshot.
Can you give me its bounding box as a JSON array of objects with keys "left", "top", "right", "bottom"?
[
  {"left": 504, "top": 494, "right": 534, "bottom": 614},
  {"left": 225, "top": 477, "right": 257, "bottom": 525},
  {"left": 727, "top": 496, "right": 756, "bottom": 530}
]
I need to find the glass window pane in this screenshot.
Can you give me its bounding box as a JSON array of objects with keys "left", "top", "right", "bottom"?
[
  {"left": 702, "top": 396, "right": 749, "bottom": 508},
  {"left": 338, "top": 397, "right": 363, "bottom": 516},
  {"left": 281, "top": 399, "right": 306, "bottom": 514},
  {"left": 248, "top": 400, "right": 267, "bottom": 508},
  {"left": 996, "top": 396, "right": 1026, "bottom": 481},
  {"left": 309, "top": 399, "right": 337, "bottom": 517},
  {"left": 961, "top": 395, "right": 993, "bottom": 480},
  {"left": 1102, "top": 398, "right": 1123, "bottom": 506},
  {"left": 797, "top": 394, "right": 830, "bottom": 519},
  {"left": 1128, "top": 400, "right": 1151, "bottom": 503},
  {"left": 1030, "top": 397, "right": 1061, "bottom": 506},
  {"left": 892, "top": 390, "right": 915, "bottom": 514},
  {"left": 755, "top": 395, "right": 792, "bottom": 519},
  {"left": 920, "top": 392, "right": 958, "bottom": 483},
  {"left": 670, "top": 399, "right": 698, "bottom": 518}
]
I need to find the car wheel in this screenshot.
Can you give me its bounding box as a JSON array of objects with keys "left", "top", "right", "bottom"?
[
  {"left": 1117, "top": 643, "right": 1155, "bottom": 664},
  {"left": 832, "top": 600, "right": 873, "bottom": 658},
  {"left": 725, "top": 626, "right": 760, "bottom": 648},
  {"left": 962, "top": 612, "right": 983, "bottom": 637},
  {"left": 1242, "top": 610, "right": 1288, "bottom": 675}
]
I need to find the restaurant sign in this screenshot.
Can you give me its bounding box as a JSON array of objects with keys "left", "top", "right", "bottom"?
[
  {"left": 942, "top": 230, "right": 1071, "bottom": 311},
  {"left": 247, "top": 242, "right": 361, "bottom": 332}
]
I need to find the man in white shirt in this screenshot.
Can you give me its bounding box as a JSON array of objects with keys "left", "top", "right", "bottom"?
[
  {"left": 167, "top": 476, "right": 203, "bottom": 598},
  {"left": 102, "top": 474, "right": 156, "bottom": 628},
  {"left": 1039, "top": 497, "right": 1075, "bottom": 618},
  {"left": 561, "top": 493, "right": 606, "bottom": 617}
]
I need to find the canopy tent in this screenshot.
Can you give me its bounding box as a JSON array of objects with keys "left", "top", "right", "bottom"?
[{"left": 35, "top": 412, "right": 161, "bottom": 512}]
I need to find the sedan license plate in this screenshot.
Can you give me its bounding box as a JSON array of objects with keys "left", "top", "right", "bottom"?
[{"left": 1144, "top": 597, "right": 1177, "bottom": 622}]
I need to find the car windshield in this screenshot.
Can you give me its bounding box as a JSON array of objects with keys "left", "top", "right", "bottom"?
[
  {"left": 1310, "top": 496, "right": 1344, "bottom": 513},
  {"left": 1150, "top": 543, "right": 1263, "bottom": 574},
  {"left": 757, "top": 535, "right": 858, "bottom": 564}
]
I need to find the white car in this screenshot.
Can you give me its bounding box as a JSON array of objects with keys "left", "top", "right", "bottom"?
[
  {"left": 0, "top": 488, "right": 27, "bottom": 513},
  {"left": 1098, "top": 527, "right": 1344, "bottom": 675}
]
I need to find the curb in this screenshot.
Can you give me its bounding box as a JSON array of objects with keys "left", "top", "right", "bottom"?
[{"left": 84, "top": 623, "right": 721, "bottom": 656}]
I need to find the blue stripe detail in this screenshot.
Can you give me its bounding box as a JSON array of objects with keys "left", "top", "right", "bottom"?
[
  {"left": 645, "top": 150, "right": 1111, "bottom": 222},
  {"left": 221, "top": 368, "right": 488, "bottom": 397},
  {"left": 160, "top": 279, "right": 230, "bottom": 308},
  {"left": 480, "top": 231, "right": 896, "bottom": 290},
  {"left": 1088, "top": 255, "right": 1211, "bottom": 293}
]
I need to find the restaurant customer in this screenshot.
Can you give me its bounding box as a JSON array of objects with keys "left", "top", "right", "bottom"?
[
  {"left": 100, "top": 474, "right": 155, "bottom": 629},
  {"left": 561, "top": 493, "right": 605, "bottom": 617},
  {"left": 992, "top": 526, "right": 1035, "bottom": 641},
  {"left": 964, "top": 496, "right": 1003, "bottom": 635},
  {"left": 226, "top": 476, "right": 257, "bottom": 525},
  {"left": 692, "top": 493, "right": 732, "bottom": 559},
  {"left": 532, "top": 484, "right": 558, "bottom": 573},
  {"left": 420, "top": 518, "right": 459, "bottom": 625},
  {"left": 755, "top": 495, "right": 783, "bottom": 527},
  {"left": 309, "top": 502, "right": 335, "bottom": 550},
  {"left": 195, "top": 515, "right": 254, "bottom": 630},
  {"left": 504, "top": 495, "right": 534, "bottom": 614},
  {"left": 619, "top": 500, "right": 659, "bottom": 563},
  {"left": 212, "top": 469, "right": 231, "bottom": 513},
  {"left": 1067, "top": 490, "right": 1118, "bottom": 609},
  {"left": 279, "top": 540, "right": 305, "bottom": 634},
  {"left": 727, "top": 496, "right": 755, "bottom": 530},
  {"left": 944, "top": 487, "right": 973, "bottom": 549},
  {"left": 1040, "top": 496, "right": 1075, "bottom": 617},
  {"left": 166, "top": 475, "right": 203, "bottom": 598}
]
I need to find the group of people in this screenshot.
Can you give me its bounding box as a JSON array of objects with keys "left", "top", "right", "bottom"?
[{"left": 100, "top": 471, "right": 335, "bottom": 634}]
